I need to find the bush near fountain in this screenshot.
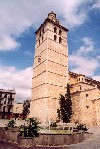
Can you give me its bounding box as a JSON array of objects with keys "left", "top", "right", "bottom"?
[{"left": 19, "top": 118, "right": 39, "bottom": 137}]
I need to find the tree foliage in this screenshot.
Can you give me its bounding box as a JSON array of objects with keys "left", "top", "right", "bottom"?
[
  {"left": 50, "top": 121, "right": 57, "bottom": 128},
  {"left": 76, "top": 123, "right": 88, "bottom": 131},
  {"left": 19, "top": 117, "right": 39, "bottom": 137},
  {"left": 6, "top": 119, "right": 16, "bottom": 128},
  {"left": 23, "top": 100, "right": 30, "bottom": 116},
  {"left": 58, "top": 84, "right": 72, "bottom": 123}
]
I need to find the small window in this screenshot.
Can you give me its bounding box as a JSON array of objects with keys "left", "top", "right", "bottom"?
[
  {"left": 42, "top": 28, "right": 44, "bottom": 34},
  {"left": 0, "top": 94, "right": 2, "bottom": 97},
  {"left": 86, "top": 105, "right": 89, "bottom": 109},
  {"left": 86, "top": 94, "right": 88, "bottom": 97},
  {"left": 3, "top": 106, "right": 6, "bottom": 112},
  {"left": 8, "top": 107, "right": 11, "bottom": 113},
  {"left": 39, "top": 39, "right": 40, "bottom": 45},
  {"left": 4, "top": 99, "right": 7, "bottom": 104},
  {"left": 80, "top": 86, "right": 81, "bottom": 90},
  {"left": 54, "top": 27, "right": 57, "bottom": 33},
  {"left": 39, "top": 31, "right": 41, "bottom": 36},
  {"left": 42, "top": 36, "right": 43, "bottom": 41},
  {"left": 79, "top": 78, "right": 80, "bottom": 81},
  {"left": 4, "top": 94, "right": 7, "bottom": 98},
  {"left": 10, "top": 94, "right": 12, "bottom": 99},
  {"left": 82, "top": 78, "right": 83, "bottom": 81},
  {"left": 54, "top": 35, "right": 57, "bottom": 41},
  {"left": 38, "top": 56, "right": 41, "bottom": 63},
  {"left": 59, "top": 37, "right": 62, "bottom": 44},
  {"left": 59, "top": 30, "right": 62, "bottom": 35}
]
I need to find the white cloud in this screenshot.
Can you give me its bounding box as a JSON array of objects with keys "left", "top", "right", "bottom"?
[
  {"left": 69, "top": 37, "right": 99, "bottom": 76},
  {"left": 77, "top": 37, "right": 94, "bottom": 56},
  {"left": 0, "top": 0, "right": 92, "bottom": 51},
  {"left": 55, "top": 0, "right": 90, "bottom": 27},
  {"left": 69, "top": 55, "right": 98, "bottom": 76},
  {"left": 0, "top": 36, "right": 20, "bottom": 51},
  {"left": 0, "top": 66, "right": 32, "bottom": 102}
]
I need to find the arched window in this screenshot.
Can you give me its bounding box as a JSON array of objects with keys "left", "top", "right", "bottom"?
[
  {"left": 39, "top": 39, "right": 40, "bottom": 45},
  {"left": 10, "top": 94, "right": 12, "bottom": 98},
  {"left": 54, "top": 35, "right": 57, "bottom": 41},
  {"left": 42, "top": 36, "right": 43, "bottom": 41},
  {"left": 8, "top": 107, "right": 11, "bottom": 113},
  {"left": 3, "top": 106, "right": 6, "bottom": 112},
  {"left": 39, "top": 31, "right": 41, "bottom": 36},
  {"left": 42, "top": 28, "right": 44, "bottom": 33},
  {"left": 59, "top": 37, "right": 62, "bottom": 44},
  {"left": 4, "top": 94, "right": 7, "bottom": 98},
  {"left": 59, "top": 30, "right": 62, "bottom": 35},
  {"left": 54, "top": 27, "right": 57, "bottom": 33},
  {"left": 4, "top": 99, "right": 7, "bottom": 104}
]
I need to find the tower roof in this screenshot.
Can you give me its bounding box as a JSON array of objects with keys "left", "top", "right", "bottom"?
[{"left": 35, "top": 12, "right": 69, "bottom": 34}]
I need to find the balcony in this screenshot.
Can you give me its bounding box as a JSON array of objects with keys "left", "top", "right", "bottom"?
[{"left": 7, "top": 100, "right": 13, "bottom": 105}]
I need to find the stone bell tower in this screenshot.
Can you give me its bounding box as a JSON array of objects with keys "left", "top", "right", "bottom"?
[{"left": 29, "top": 12, "right": 69, "bottom": 123}]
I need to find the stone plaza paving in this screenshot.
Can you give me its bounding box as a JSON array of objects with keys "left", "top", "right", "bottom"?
[
  {"left": 0, "top": 138, "right": 100, "bottom": 149},
  {"left": 67, "top": 127, "right": 100, "bottom": 149}
]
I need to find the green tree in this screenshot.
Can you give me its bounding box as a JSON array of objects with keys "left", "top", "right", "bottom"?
[
  {"left": 23, "top": 100, "right": 30, "bottom": 116},
  {"left": 58, "top": 84, "right": 72, "bottom": 123}
]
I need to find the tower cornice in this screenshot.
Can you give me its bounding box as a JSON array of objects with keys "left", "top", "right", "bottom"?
[{"left": 35, "top": 18, "right": 69, "bottom": 34}]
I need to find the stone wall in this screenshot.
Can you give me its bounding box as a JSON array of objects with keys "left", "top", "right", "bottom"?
[
  {"left": 71, "top": 92, "right": 82, "bottom": 123},
  {"left": 0, "top": 128, "right": 92, "bottom": 148},
  {"left": 0, "top": 127, "right": 19, "bottom": 143},
  {"left": 94, "top": 99, "right": 100, "bottom": 126},
  {"left": 70, "top": 82, "right": 100, "bottom": 126},
  {"left": 70, "top": 82, "right": 95, "bottom": 93},
  {"left": 18, "top": 132, "right": 92, "bottom": 148}
]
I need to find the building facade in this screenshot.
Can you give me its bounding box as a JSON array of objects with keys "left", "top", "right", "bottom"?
[
  {"left": 13, "top": 102, "right": 23, "bottom": 119},
  {"left": 69, "top": 72, "right": 100, "bottom": 126},
  {"left": 0, "top": 89, "right": 16, "bottom": 119},
  {"left": 29, "top": 12, "right": 100, "bottom": 126},
  {"left": 29, "top": 12, "right": 69, "bottom": 123}
]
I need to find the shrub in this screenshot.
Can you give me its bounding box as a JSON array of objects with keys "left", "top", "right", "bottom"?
[
  {"left": 76, "top": 123, "right": 88, "bottom": 132},
  {"left": 19, "top": 117, "right": 39, "bottom": 137},
  {"left": 50, "top": 121, "right": 57, "bottom": 128},
  {"left": 6, "top": 119, "right": 16, "bottom": 128}
]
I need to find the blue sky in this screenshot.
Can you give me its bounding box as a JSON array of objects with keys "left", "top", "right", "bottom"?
[{"left": 0, "top": 0, "right": 99, "bottom": 101}]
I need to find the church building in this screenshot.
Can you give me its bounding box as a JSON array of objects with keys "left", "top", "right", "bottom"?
[{"left": 29, "top": 12, "right": 100, "bottom": 126}]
